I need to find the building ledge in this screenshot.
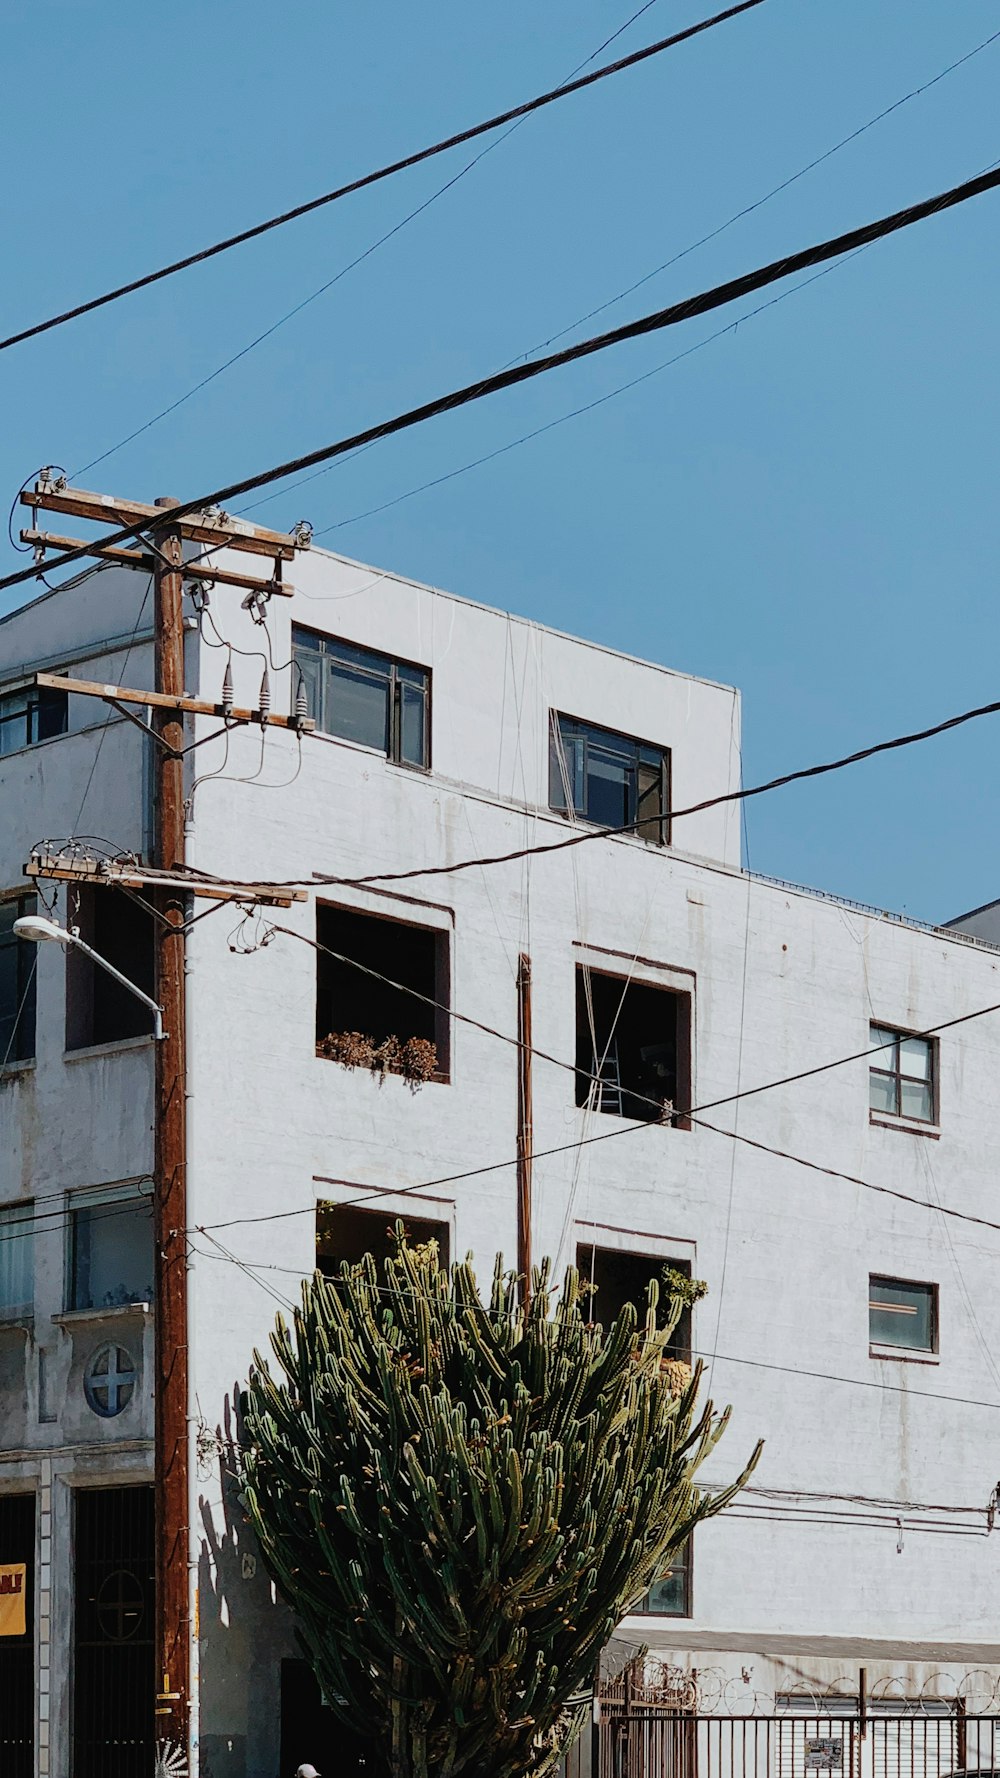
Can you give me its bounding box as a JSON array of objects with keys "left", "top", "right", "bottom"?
[
  {"left": 0, "top": 1059, "right": 35, "bottom": 1083},
  {"left": 868, "top": 1343, "right": 939, "bottom": 1367},
  {"left": 51, "top": 1302, "right": 151, "bottom": 1326},
  {"left": 869, "top": 1110, "right": 941, "bottom": 1140},
  {"left": 618, "top": 1623, "right": 1000, "bottom": 1662},
  {"left": 0, "top": 1316, "right": 33, "bottom": 1335},
  {"left": 63, "top": 1035, "right": 155, "bottom": 1064}
]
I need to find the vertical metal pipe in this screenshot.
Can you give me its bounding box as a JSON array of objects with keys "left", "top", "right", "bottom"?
[
  {"left": 516, "top": 953, "right": 533, "bottom": 1306},
  {"left": 152, "top": 505, "right": 190, "bottom": 1753}
]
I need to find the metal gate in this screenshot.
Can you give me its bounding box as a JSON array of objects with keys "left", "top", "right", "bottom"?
[
  {"left": 73, "top": 1485, "right": 154, "bottom": 1778},
  {"left": 0, "top": 1491, "right": 35, "bottom": 1778},
  {"left": 602, "top": 1710, "right": 1000, "bottom": 1778}
]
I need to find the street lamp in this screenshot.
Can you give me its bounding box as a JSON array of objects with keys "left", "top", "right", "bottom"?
[{"left": 13, "top": 914, "right": 165, "bottom": 1041}]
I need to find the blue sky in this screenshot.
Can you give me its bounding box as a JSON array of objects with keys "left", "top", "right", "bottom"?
[{"left": 3, "top": 1, "right": 998, "bottom": 922}]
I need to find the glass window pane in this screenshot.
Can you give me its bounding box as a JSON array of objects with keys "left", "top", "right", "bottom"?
[
  {"left": 398, "top": 681, "right": 427, "bottom": 767},
  {"left": 35, "top": 686, "right": 68, "bottom": 742},
  {"left": 900, "top": 1078, "right": 934, "bottom": 1122},
  {"left": 869, "top": 1026, "right": 898, "bottom": 1067},
  {"left": 0, "top": 1205, "right": 33, "bottom": 1318},
  {"left": 0, "top": 691, "right": 28, "bottom": 757},
  {"left": 326, "top": 660, "right": 389, "bottom": 751},
  {"left": 0, "top": 898, "right": 36, "bottom": 1064},
  {"left": 72, "top": 1198, "right": 155, "bottom": 1310},
  {"left": 329, "top": 639, "right": 393, "bottom": 678},
  {"left": 550, "top": 719, "right": 582, "bottom": 813},
  {"left": 869, "top": 1277, "right": 934, "bottom": 1350},
  {"left": 291, "top": 625, "right": 322, "bottom": 653},
  {"left": 293, "top": 648, "right": 322, "bottom": 724},
  {"left": 396, "top": 662, "right": 427, "bottom": 688},
  {"left": 869, "top": 1070, "right": 898, "bottom": 1115},
  {"left": 585, "top": 750, "right": 630, "bottom": 827},
  {"left": 643, "top": 1541, "right": 690, "bottom": 1616},
  {"left": 899, "top": 1037, "right": 932, "bottom": 1082},
  {"left": 636, "top": 760, "right": 666, "bottom": 844}
]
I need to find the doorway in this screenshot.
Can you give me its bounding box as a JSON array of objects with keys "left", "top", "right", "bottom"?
[
  {"left": 0, "top": 1491, "right": 34, "bottom": 1778},
  {"left": 73, "top": 1485, "right": 154, "bottom": 1778}
]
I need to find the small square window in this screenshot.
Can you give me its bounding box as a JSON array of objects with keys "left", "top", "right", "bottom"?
[
  {"left": 639, "top": 1536, "right": 692, "bottom": 1616},
  {"left": 68, "top": 1189, "right": 154, "bottom": 1311},
  {"left": 0, "top": 893, "right": 38, "bottom": 1064},
  {"left": 869, "top": 1275, "right": 937, "bottom": 1354},
  {"left": 317, "top": 1203, "right": 450, "bottom": 1277},
  {"left": 0, "top": 682, "right": 67, "bottom": 757},
  {"left": 550, "top": 712, "right": 670, "bottom": 844},
  {"left": 869, "top": 1024, "right": 935, "bottom": 1123},
  {"left": 65, "top": 887, "right": 156, "bottom": 1051},
  {"left": 316, "top": 903, "right": 450, "bottom": 1082},
  {"left": 576, "top": 1245, "right": 692, "bottom": 1358},
  {"left": 0, "top": 1203, "right": 33, "bottom": 1320},
  {"left": 292, "top": 626, "right": 430, "bottom": 769}
]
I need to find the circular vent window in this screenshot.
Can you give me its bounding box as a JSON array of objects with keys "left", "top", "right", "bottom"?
[{"left": 84, "top": 1344, "right": 137, "bottom": 1418}]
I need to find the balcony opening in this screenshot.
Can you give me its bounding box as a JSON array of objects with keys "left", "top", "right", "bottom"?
[
  {"left": 576, "top": 1244, "right": 693, "bottom": 1358},
  {"left": 317, "top": 1202, "right": 450, "bottom": 1277},
  {"left": 65, "top": 887, "right": 156, "bottom": 1051},
  {"left": 575, "top": 966, "right": 691, "bottom": 1124},
  {"left": 316, "top": 903, "right": 449, "bottom": 1083}
]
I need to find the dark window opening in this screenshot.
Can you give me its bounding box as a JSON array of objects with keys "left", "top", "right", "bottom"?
[
  {"left": 641, "top": 1535, "right": 692, "bottom": 1617},
  {"left": 69, "top": 1191, "right": 155, "bottom": 1312},
  {"left": 0, "top": 893, "right": 37, "bottom": 1064},
  {"left": 65, "top": 887, "right": 156, "bottom": 1051},
  {"left": 575, "top": 966, "right": 690, "bottom": 1124},
  {"left": 576, "top": 1245, "right": 692, "bottom": 1358},
  {"left": 317, "top": 1202, "right": 450, "bottom": 1278},
  {"left": 869, "top": 1274, "right": 937, "bottom": 1354},
  {"left": 293, "top": 625, "right": 430, "bottom": 769},
  {"left": 550, "top": 711, "right": 669, "bottom": 844},
  {"left": 316, "top": 903, "right": 450, "bottom": 1081},
  {"left": 0, "top": 682, "right": 68, "bottom": 757}
]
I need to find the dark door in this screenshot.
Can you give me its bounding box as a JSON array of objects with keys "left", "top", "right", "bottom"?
[
  {"left": 73, "top": 1485, "right": 154, "bottom": 1778},
  {"left": 0, "top": 1492, "right": 35, "bottom": 1778},
  {"left": 281, "top": 1658, "right": 387, "bottom": 1777}
]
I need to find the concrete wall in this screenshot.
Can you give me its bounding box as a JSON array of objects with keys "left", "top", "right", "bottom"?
[{"left": 3, "top": 552, "right": 1000, "bottom": 1778}]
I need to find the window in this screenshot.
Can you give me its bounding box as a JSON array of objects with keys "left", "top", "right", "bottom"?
[
  {"left": 550, "top": 712, "right": 669, "bottom": 843},
  {"left": 576, "top": 1245, "right": 692, "bottom": 1358},
  {"left": 869, "top": 1275, "right": 937, "bottom": 1354},
  {"left": 68, "top": 1187, "right": 154, "bottom": 1311},
  {"left": 641, "top": 1537, "right": 692, "bottom": 1616},
  {"left": 83, "top": 1344, "right": 138, "bottom": 1417},
  {"left": 869, "top": 1025, "right": 935, "bottom": 1123},
  {"left": 317, "top": 1203, "right": 450, "bottom": 1277},
  {"left": 0, "top": 1204, "right": 33, "bottom": 1321},
  {"left": 65, "top": 887, "right": 156, "bottom": 1051},
  {"left": 316, "top": 903, "right": 450, "bottom": 1081},
  {"left": 0, "top": 681, "right": 67, "bottom": 756},
  {"left": 575, "top": 966, "right": 691, "bottom": 1123},
  {"left": 0, "top": 894, "right": 37, "bottom": 1064},
  {"left": 292, "top": 625, "right": 429, "bottom": 768}
]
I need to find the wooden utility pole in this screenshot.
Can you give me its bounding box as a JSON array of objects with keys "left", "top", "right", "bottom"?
[
  {"left": 18, "top": 476, "right": 309, "bottom": 1765},
  {"left": 151, "top": 500, "right": 190, "bottom": 1745},
  {"left": 516, "top": 953, "right": 533, "bottom": 1306}
]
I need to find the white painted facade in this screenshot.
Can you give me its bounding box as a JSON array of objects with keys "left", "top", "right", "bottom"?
[{"left": 2, "top": 548, "right": 1000, "bottom": 1777}]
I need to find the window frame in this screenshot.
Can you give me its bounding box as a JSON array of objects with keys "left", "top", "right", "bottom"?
[
  {"left": 291, "top": 625, "right": 431, "bottom": 771},
  {"left": 315, "top": 900, "right": 452, "bottom": 1082},
  {"left": 0, "top": 680, "right": 68, "bottom": 757},
  {"left": 869, "top": 1022, "right": 937, "bottom": 1126},
  {"left": 636, "top": 1534, "right": 692, "bottom": 1618},
  {"left": 65, "top": 1182, "right": 155, "bottom": 1314},
  {"left": 574, "top": 963, "right": 692, "bottom": 1127},
  {"left": 0, "top": 891, "right": 38, "bottom": 1066},
  {"left": 575, "top": 1243, "right": 694, "bottom": 1359},
  {"left": 868, "top": 1273, "right": 939, "bottom": 1358},
  {"left": 549, "top": 710, "right": 671, "bottom": 845},
  {"left": 0, "top": 1201, "right": 34, "bottom": 1322}
]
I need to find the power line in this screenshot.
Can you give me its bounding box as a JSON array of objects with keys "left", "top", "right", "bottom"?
[
  {"left": 0, "top": 0, "right": 764, "bottom": 359},
  {"left": 186, "top": 686, "right": 1000, "bottom": 892},
  {"left": 6, "top": 151, "right": 1000, "bottom": 599}
]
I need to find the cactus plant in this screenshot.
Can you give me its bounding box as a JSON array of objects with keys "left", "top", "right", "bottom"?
[{"left": 240, "top": 1236, "right": 760, "bottom": 1778}]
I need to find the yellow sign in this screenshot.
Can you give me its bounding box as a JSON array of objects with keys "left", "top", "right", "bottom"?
[{"left": 0, "top": 1563, "right": 27, "bottom": 1637}]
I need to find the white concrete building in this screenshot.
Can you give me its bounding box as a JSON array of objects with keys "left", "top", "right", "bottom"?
[{"left": 1, "top": 543, "right": 999, "bottom": 1778}]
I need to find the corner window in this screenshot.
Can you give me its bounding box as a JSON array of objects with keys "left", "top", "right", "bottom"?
[
  {"left": 869, "top": 1025, "right": 935, "bottom": 1123},
  {"left": 68, "top": 1187, "right": 154, "bottom": 1312},
  {"left": 0, "top": 1204, "right": 33, "bottom": 1321},
  {"left": 869, "top": 1275, "right": 937, "bottom": 1354},
  {"left": 0, "top": 893, "right": 38, "bottom": 1064},
  {"left": 65, "top": 887, "right": 156, "bottom": 1051},
  {"left": 317, "top": 1202, "right": 450, "bottom": 1277},
  {"left": 575, "top": 966, "right": 691, "bottom": 1124},
  {"left": 316, "top": 903, "right": 450, "bottom": 1082},
  {"left": 576, "top": 1245, "right": 693, "bottom": 1358},
  {"left": 0, "top": 681, "right": 67, "bottom": 757},
  {"left": 641, "top": 1536, "right": 692, "bottom": 1616},
  {"left": 549, "top": 712, "right": 669, "bottom": 843},
  {"left": 292, "top": 626, "right": 429, "bottom": 768}
]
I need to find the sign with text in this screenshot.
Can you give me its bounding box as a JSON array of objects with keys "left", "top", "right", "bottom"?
[
  {"left": 0, "top": 1562, "right": 27, "bottom": 1636},
  {"left": 805, "top": 1740, "right": 843, "bottom": 1770}
]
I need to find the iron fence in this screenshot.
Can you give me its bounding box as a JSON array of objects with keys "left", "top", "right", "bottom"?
[{"left": 589, "top": 1710, "right": 1000, "bottom": 1778}]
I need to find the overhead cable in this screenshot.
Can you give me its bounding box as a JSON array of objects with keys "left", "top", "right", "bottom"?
[
  {"left": 6, "top": 151, "right": 1000, "bottom": 599},
  {"left": 0, "top": 0, "right": 765, "bottom": 357}
]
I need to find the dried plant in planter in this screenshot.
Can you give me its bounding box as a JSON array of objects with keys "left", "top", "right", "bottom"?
[{"left": 318, "top": 1030, "right": 438, "bottom": 1085}]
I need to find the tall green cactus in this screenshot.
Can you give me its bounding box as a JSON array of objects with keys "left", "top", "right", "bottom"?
[{"left": 241, "top": 1238, "right": 760, "bottom": 1778}]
